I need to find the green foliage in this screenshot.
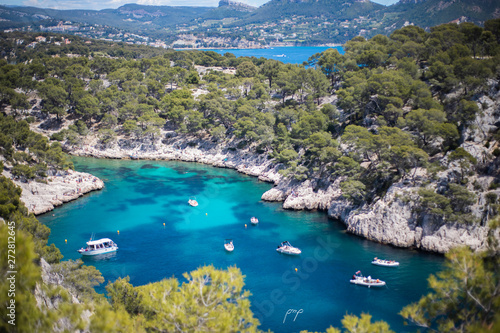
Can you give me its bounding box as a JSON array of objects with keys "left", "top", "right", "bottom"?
[
  {"left": 88, "top": 302, "right": 142, "bottom": 333},
  {"left": 98, "top": 129, "right": 117, "bottom": 145},
  {"left": 106, "top": 276, "right": 142, "bottom": 315},
  {"left": 276, "top": 148, "right": 298, "bottom": 165},
  {"left": 0, "top": 224, "right": 51, "bottom": 332},
  {"left": 342, "top": 125, "right": 428, "bottom": 180},
  {"left": 11, "top": 163, "right": 35, "bottom": 181},
  {"left": 340, "top": 179, "right": 366, "bottom": 205},
  {"left": 0, "top": 176, "right": 23, "bottom": 219},
  {"left": 300, "top": 313, "right": 394, "bottom": 333},
  {"left": 52, "top": 259, "right": 105, "bottom": 299},
  {"left": 0, "top": 113, "right": 73, "bottom": 174},
  {"left": 449, "top": 147, "right": 477, "bottom": 181},
  {"left": 237, "top": 60, "right": 259, "bottom": 78},
  {"left": 400, "top": 245, "right": 500, "bottom": 332},
  {"left": 107, "top": 265, "right": 260, "bottom": 332},
  {"left": 417, "top": 184, "right": 477, "bottom": 224}
]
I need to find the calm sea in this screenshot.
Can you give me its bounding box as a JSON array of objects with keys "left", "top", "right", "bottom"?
[
  {"left": 201, "top": 46, "right": 344, "bottom": 64},
  {"left": 40, "top": 157, "right": 443, "bottom": 333}
]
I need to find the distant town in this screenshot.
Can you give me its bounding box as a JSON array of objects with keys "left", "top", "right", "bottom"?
[{"left": 4, "top": 14, "right": 383, "bottom": 49}]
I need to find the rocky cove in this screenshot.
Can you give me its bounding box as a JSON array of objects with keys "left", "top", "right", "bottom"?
[
  {"left": 13, "top": 74, "right": 499, "bottom": 257},
  {"left": 27, "top": 115, "right": 495, "bottom": 254}
]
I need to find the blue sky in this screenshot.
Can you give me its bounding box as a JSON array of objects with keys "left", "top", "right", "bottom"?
[{"left": 1, "top": 0, "right": 399, "bottom": 11}]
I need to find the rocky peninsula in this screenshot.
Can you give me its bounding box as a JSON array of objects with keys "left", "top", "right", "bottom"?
[{"left": 5, "top": 169, "right": 104, "bottom": 216}]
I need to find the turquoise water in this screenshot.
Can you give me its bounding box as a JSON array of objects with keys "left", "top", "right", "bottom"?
[
  {"left": 203, "top": 46, "right": 344, "bottom": 64},
  {"left": 40, "top": 157, "right": 443, "bottom": 332}
]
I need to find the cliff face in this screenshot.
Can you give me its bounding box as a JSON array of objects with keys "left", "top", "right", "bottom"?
[
  {"left": 329, "top": 183, "right": 495, "bottom": 253},
  {"left": 262, "top": 168, "right": 498, "bottom": 253},
  {"left": 34, "top": 258, "right": 92, "bottom": 332},
  {"left": 261, "top": 86, "right": 500, "bottom": 253},
  {"left": 29, "top": 83, "right": 499, "bottom": 254}
]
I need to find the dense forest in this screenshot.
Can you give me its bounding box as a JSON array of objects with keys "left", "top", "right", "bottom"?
[
  {"left": 2, "top": 20, "right": 500, "bottom": 224},
  {"left": 1, "top": 19, "right": 500, "bottom": 331}
]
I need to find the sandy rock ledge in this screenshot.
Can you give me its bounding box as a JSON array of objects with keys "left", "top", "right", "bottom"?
[{"left": 10, "top": 170, "right": 104, "bottom": 215}]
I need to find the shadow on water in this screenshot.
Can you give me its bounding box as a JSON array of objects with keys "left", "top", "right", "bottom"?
[{"left": 140, "top": 164, "right": 159, "bottom": 169}]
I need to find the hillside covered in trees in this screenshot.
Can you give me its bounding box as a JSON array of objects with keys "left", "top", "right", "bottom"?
[
  {"left": 1, "top": 0, "right": 499, "bottom": 47},
  {"left": 0, "top": 19, "right": 500, "bottom": 332},
  {"left": 2, "top": 20, "right": 500, "bottom": 227}
]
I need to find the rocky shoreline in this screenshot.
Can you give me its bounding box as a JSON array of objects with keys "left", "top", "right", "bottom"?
[
  {"left": 9, "top": 169, "right": 105, "bottom": 216},
  {"left": 52, "top": 131, "right": 497, "bottom": 254},
  {"left": 20, "top": 84, "right": 499, "bottom": 253}
]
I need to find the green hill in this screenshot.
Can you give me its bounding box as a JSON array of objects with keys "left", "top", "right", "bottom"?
[
  {"left": 0, "top": 4, "right": 213, "bottom": 31},
  {"left": 1, "top": 0, "right": 500, "bottom": 45},
  {"left": 384, "top": 0, "right": 500, "bottom": 29},
  {"left": 237, "top": 0, "right": 385, "bottom": 24}
]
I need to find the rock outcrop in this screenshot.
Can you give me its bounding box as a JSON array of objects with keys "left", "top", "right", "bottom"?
[
  {"left": 34, "top": 258, "right": 92, "bottom": 332},
  {"left": 7, "top": 170, "right": 104, "bottom": 215}
]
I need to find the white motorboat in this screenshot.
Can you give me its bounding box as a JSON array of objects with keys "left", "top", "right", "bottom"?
[
  {"left": 188, "top": 197, "right": 198, "bottom": 207},
  {"left": 350, "top": 271, "right": 386, "bottom": 288},
  {"left": 77, "top": 237, "right": 118, "bottom": 256},
  {"left": 371, "top": 257, "right": 399, "bottom": 267},
  {"left": 250, "top": 217, "right": 259, "bottom": 225},
  {"left": 224, "top": 239, "right": 234, "bottom": 252},
  {"left": 276, "top": 241, "right": 301, "bottom": 255}
]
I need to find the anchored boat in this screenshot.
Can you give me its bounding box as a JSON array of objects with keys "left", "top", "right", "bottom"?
[
  {"left": 224, "top": 239, "right": 234, "bottom": 252},
  {"left": 350, "top": 271, "right": 386, "bottom": 288},
  {"left": 250, "top": 217, "right": 259, "bottom": 225},
  {"left": 371, "top": 257, "right": 399, "bottom": 267},
  {"left": 77, "top": 237, "right": 118, "bottom": 256},
  {"left": 276, "top": 241, "right": 301, "bottom": 255},
  {"left": 188, "top": 196, "right": 198, "bottom": 207}
]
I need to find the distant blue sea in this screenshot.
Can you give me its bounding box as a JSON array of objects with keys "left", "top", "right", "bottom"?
[
  {"left": 40, "top": 157, "right": 443, "bottom": 333},
  {"left": 202, "top": 46, "right": 344, "bottom": 64}
]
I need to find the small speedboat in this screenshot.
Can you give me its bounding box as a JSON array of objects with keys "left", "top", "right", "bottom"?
[
  {"left": 77, "top": 237, "right": 118, "bottom": 256},
  {"left": 250, "top": 217, "right": 259, "bottom": 225},
  {"left": 224, "top": 239, "right": 234, "bottom": 252},
  {"left": 276, "top": 241, "right": 301, "bottom": 255},
  {"left": 188, "top": 197, "right": 198, "bottom": 207},
  {"left": 371, "top": 257, "right": 399, "bottom": 267},
  {"left": 350, "top": 271, "right": 386, "bottom": 288}
]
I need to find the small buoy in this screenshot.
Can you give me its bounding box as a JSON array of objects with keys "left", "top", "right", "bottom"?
[
  {"left": 117, "top": 230, "right": 120, "bottom": 234},
  {"left": 295, "top": 268, "right": 298, "bottom": 272},
  {"left": 65, "top": 239, "right": 67, "bottom": 243},
  {"left": 163, "top": 223, "right": 165, "bottom": 226},
  {"left": 245, "top": 224, "right": 247, "bottom": 228},
  {"left": 206, "top": 213, "right": 208, "bottom": 216},
  {"left": 52, "top": 214, "right": 55, "bottom": 216}
]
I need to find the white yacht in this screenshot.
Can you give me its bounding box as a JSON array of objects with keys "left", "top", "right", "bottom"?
[
  {"left": 250, "top": 217, "right": 259, "bottom": 225},
  {"left": 77, "top": 238, "right": 118, "bottom": 256}
]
